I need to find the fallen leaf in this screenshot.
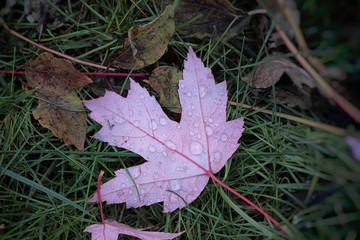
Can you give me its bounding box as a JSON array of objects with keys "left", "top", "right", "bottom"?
[
  {"left": 243, "top": 54, "right": 316, "bottom": 108},
  {"left": 114, "top": 5, "right": 175, "bottom": 70},
  {"left": 84, "top": 47, "right": 244, "bottom": 212},
  {"left": 84, "top": 219, "right": 184, "bottom": 240},
  {"left": 160, "top": 0, "right": 248, "bottom": 39},
  {"left": 148, "top": 66, "right": 182, "bottom": 113},
  {"left": 24, "top": 52, "right": 92, "bottom": 150}
]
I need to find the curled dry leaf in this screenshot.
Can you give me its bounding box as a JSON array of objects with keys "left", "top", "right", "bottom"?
[
  {"left": 148, "top": 66, "right": 183, "bottom": 113},
  {"left": 160, "top": 0, "right": 248, "bottom": 39},
  {"left": 242, "top": 54, "right": 316, "bottom": 108},
  {"left": 114, "top": 5, "right": 175, "bottom": 70},
  {"left": 24, "top": 52, "right": 92, "bottom": 150},
  {"left": 84, "top": 219, "right": 184, "bottom": 240},
  {"left": 84, "top": 47, "right": 244, "bottom": 212}
]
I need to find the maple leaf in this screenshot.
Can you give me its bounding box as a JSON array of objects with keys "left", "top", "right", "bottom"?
[
  {"left": 84, "top": 219, "right": 184, "bottom": 240},
  {"left": 84, "top": 47, "right": 244, "bottom": 212}
]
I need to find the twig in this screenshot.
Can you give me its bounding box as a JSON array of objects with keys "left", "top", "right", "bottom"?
[
  {"left": 274, "top": 25, "right": 360, "bottom": 123},
  {"left": 230, "top": 101, "right": 359, "bottom": 137},
  {"left": 0, "top": 17, "right": 116, "bottom": 71},
  {"left": 0, "top": 70, "right": 148, "bottom": 78}
]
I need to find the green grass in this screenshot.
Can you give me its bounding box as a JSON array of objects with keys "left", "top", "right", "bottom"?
[{"left": 1, "top": 1, "right": 359, "bottom": 239}]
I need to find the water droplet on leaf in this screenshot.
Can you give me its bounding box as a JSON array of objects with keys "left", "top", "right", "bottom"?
[
  {"left": 159, "top": 117, "right": 167, "bottom": 125},
  {"left": 130, "top": 166, "right": 141, "bottom": 178},
  {"left": 170, "top": 194, "right": 179, "bottom": 202},
  {"left": 133, "top": 120, "right": 140, "bottom": 127},
  {"left": 170, "top": 180, "right": 181, "bottom": 190},
  {"left": 165, "top": 140, "right": 177, "bottom": 150},
  {"left": 199, "top": 85, "right": 207, "bottom": 98},
  {"left": 153, "top": 172, "right": 159, "bottom": 179},
  {"left": 205, "top": 126, "right": 214, "bottom": 136},
  {"left": 221, "top": 133, "right": 228, "bottom": 142},
  {"left": 149, "top": 146, "right": 156, "bottom": 153},
  {"left": 213, "top": 152, "right": 222, "bottom": 163},
  {"left": 189, "top": 141, "right": 203, "bottom": 155}
]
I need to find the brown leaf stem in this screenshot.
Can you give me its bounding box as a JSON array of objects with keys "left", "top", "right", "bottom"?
[
  {"left": 230, "top": 101, "right": 360, "bottom": 137},
  {"left": 0, "top": 17, "right": 115, "bottom": 71},
  {"left": 274, "top": 25, "right": 360, "bottom": 123},
  {"left": 0, "top": 70, "right": 148, "bottom": 78}
]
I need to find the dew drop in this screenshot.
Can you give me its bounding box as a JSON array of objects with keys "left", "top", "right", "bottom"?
[
  {"left": 162, "top": 151, "right": 168, "bottom": 157},
  {"left": 133, "top": 120, "right": 140, "bottom": 127},
  {"left": 121, "top": 183, "right": 126, "bottom": 188},
  {"left": 149, "top": 146, "right": 156, "bottom": 153},
  {"left": 187, "top": 111, "right": 193, "bottom": 116},
  {"left": 170, "top": 194, "right": 179, "bottom": 202},
  {"left": 207, "top": 118, "right": 213, "bottom": 123},
  {"left": 205, "top": 126, "right": 214, "bottom": 136},
  {"left": 218, "top": 91, "right": 224, "bottom": 96},
  {"left": 191, "top": 104, "right": 196, "bottom": 110},
  {"left": 197, "top": 133, "right": 202, "bottom": 139},
  {"left": 165, "top": 140, "right": 177, "bottom": 150},
  {"left": 220, "top": 133, "right": 228, "bottom": 142},
  {"left": 194, "top": 123, "right": 199, "bottom": 128},
  {"left": 189, "top": 130, "right": 195, "bottom": 136},
  {"left": 159, "top": 117, "right": 167, "bottom": 125},
  {"left": 149, "top": 120, "right": 158, "bottom": 130},
  {"left": 213, "top": 152, "right": 222, "bottom": 163},
  {"left": 130, "top": 166, "right": 141, "bottom": 178},
  {"left": 170, "top": 180, "right": 181, "bottom": 190},
  {"left": 153, "top": 172, "right": 159, "bottom": 179},
  {"left": 189, "top": 141, "right": 203, "bottom": 155},
  {"left": 140, "top": 94, "right": 144, "bottom": 99},
  {"left": 199, "top": 85, "right": 208, "bottom": 98},
  {"left": 186, "top": 92, "right": 192, "bottom": 97},
  {"left": 180, "top": 83, "right": 185, "bottom": 88}
]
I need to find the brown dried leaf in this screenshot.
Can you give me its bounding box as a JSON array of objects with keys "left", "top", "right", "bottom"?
[
  {"left": 148, "top": 66, "right": 182, "bottom": 113},
  {"left": 33, "top": 92, "right": 88, "bottom": 150},
  {"left": 161, "top": 0, "right": 248, "bottom": 39},
  {"left": 243, "top": 54, "right": 316, "bottom": 108},
  {"left": 24, "top": 52, "right": 92, "bottom": 96},
  {"left": 114, "top": 5, "right": 175, "bottom": 70},
  {"left": 24, "top": 53, "right": 92, "bottom": 150}
]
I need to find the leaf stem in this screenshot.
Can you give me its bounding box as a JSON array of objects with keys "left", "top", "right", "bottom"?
[
  {"left": 0, "top": 70, "right": 148, "bottom": 78},
  {"left": 230, "top": 101, "right": 359, "bottom": 137},
  {"left": 208, "top": 172, "right": 289, "bottom": 235},
  {"left": 274, "top": 25, "right": 360, "bottom": 123},
  {"left": 0, "top": 17, "right": 115, "bottom": 71},
  {"left": 97, "top": 170, "right": 105, "bottom": 225}
]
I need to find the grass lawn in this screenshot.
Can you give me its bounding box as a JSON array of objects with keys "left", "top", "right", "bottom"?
[{"left": 1, "top": 1, "right": 359, "bottom": 239}]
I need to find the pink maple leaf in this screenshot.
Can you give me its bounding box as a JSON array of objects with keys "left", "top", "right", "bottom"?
[
  {"left": 84, "top": 219, "right": 184, "bottom": 240},
  {"left": 84, "top": 47, "right": 244, "bottom": 212}
]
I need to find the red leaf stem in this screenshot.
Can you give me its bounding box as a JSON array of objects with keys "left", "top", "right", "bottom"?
[{"left": 98, "top": 170, "right": 105, "bottom": 225}]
